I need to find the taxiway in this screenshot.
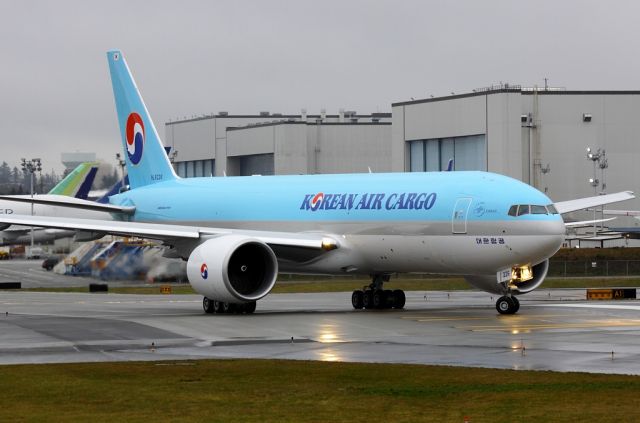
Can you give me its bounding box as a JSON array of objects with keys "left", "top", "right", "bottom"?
[{"left": 1, "top": 285, "right": 639, "bottom": 374}]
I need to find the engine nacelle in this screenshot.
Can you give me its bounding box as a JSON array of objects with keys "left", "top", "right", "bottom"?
[
  {"left": 464, "top": 259, "right": 549, "bottom": 295},
  {"left": 187, "top": 235, "right": 278, "bottom": 303}
]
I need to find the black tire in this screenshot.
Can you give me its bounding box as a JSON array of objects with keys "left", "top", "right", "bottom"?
[
  {"left": 392, "top": 289, "right": 406, "bottom": 309},
  {"left": 223, "top": 302, "right": 237, "bottom": 314},
  {"left": 202, "top": 297, "right": 215, "bottom": 314},
  {"left": 511, "top": 296, "right": 520, "bottom": 313},
  {"left": 242, "top": 301, "right": 257, "bottom": 314},
  {"left": 384, "top": 289, "right": 394, "bottom": 308},
  {"left": 372, "top": 289, "right": 385, "bottom": 309},
  {"left": 496, "top": 296, "right": 516, "bottom": 314},
  {"left": 362, "top": 290, "right": 373, "bottom": 309},
  {"left": 351, "top": 290, "right": 364, "bottom": 309},
  {"left": 213, "top": 300, "right": 224, "bottom": 314}
]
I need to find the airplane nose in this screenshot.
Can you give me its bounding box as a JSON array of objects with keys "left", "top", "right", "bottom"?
[
  {"left": 533, "top": 219, "right": 565, "bottom": 261},
  {"left": 509, "top": 218, "right": 564, "bottom": 265}
]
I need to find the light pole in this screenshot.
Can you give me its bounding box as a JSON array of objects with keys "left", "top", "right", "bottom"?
[
  {"left": 21, "top": 158, "right": 42, "bottom": 251},
  {"left": 115, "top": 153, "right": 126, "bottom": 191},
  {"left": 586, "top": 147, "right": 606, "bottom": 235},
  {"left": 169, "top": 149, "right": 178, "bottom": 167}
]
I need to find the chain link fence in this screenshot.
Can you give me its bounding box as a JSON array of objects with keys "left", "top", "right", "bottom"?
[{"left": 549, "top": 260, "right": 640, "bottom": 277}]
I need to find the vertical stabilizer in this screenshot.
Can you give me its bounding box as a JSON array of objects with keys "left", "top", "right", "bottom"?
[
  {"left": 107, "top": 50, "right": 177, "bottom": 189},
  {"left": 48, "top": 162, "right": 99, "bottom": 199}
]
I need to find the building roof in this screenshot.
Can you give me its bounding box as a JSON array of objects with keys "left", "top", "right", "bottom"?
[
  {"left": 392, "top": 89, "right": 640, "bottom": 107},
  {"left": 226, "top": 120, "right": 391, "bottom": 131},
  {"left": 166, "top": 112, "right": 391, "bottom": 126}
]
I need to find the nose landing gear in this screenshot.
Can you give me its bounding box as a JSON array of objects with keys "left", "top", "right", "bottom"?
[{"left": 495, "top": 295, "right": 520, "bottom": 314}]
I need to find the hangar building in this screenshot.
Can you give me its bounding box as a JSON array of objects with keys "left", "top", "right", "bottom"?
[
  {"left": 165, "top": 111, "right": 391, "bottom": 177},
  {"left": 165, "top": 86, "right": 640, "bottom": 230},
  {"left": 392, "top": 85, "right": 640, "bottom": 212}
]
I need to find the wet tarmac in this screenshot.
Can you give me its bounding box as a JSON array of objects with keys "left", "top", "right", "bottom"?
[{"left": 1, "top": 286, "right": 639, "bottom": 374}]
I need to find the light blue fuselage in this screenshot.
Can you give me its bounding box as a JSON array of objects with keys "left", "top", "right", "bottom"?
[{"left": 110, "top": 171, "right": 565, "bottom": 276}]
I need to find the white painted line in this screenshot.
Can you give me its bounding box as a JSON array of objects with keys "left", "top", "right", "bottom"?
[{"left": 536, "top": 303, "right": 640, "bottom": 311}]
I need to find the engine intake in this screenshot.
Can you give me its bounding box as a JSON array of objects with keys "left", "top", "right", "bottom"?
[{"left": 187, "top": 235, "right": 278, "bottom": 303}]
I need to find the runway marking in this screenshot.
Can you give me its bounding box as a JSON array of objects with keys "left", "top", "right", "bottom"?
[
  {"left": 401, "top": 314, "right": 593, "bottom": 322},
  {"left": 458, "top": 320, "right": 640, "bottom": 332},
  {"left": 538, "top": 303, "right": 640, "bottom": 311}
]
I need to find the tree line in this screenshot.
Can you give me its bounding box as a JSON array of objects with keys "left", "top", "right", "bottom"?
[{"left": 0, "top": 161, "right": 120, "bottom": 195}]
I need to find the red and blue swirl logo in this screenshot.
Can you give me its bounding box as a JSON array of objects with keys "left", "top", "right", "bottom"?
[
  {"left": 125, "top": 112, "right": 145, "bottom": 165},
  {"left": 310, "top": 192, "right": 324, "bottom": 211},
  {"left": 200, "top": 263, "right": 208, "bottom": 279}
]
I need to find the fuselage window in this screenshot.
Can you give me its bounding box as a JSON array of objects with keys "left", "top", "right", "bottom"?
[
  {"left": 531, "top": 205, "right": 548, "bottom": 214},
  {"left": 508, "top": 205, "right": 518, "bottom": 217},
  {"left": 546, "top": 204, "right": 559, "bottom": 214},
  {"left": 516, "top": 205, "right": 530, "bottom": 216}
]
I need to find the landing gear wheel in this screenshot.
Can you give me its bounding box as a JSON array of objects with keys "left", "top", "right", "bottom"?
[
  {"left": 511, "top": 296, "right": 520, "bottom": 313},
  {"left": 372, "top": 289, "right": 386, "bottom": 309},
  {"left": 242, "top": 301, "right": 257, "bottom": 314},
  {"left": 223, "top": 302, "right": 237, "bottom": 314},
  {"left": 351, "top": 290, "right": 364, "bottom": 309},
  {"left": 362, "top": 290, "right": 374, "bottom": 309},
  {"left": 203, "top": 297, "right": 215, "bottom": 314},
  {"left": 355, "top": 274, "right": 405, "bottom": 311},
  {"left": 392, "top": 289, "right": 406, "bottom": 309},
  {"left": 496, "top": 296, "right": 517, "bottom": 315},
  {"left": 213, "top": 300, "right": 225, "bottom": 314}
]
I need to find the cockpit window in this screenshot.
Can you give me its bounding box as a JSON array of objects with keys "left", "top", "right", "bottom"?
[
  {"left": 509, "top": 204, "right": 557, "bottom": 217},
  {"left": 531, "top": 205, "right": 548, "bottom": 214}
]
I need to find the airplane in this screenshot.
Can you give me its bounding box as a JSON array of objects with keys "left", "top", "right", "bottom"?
[
  {"left": 0, "top": 162, "right": 100, "bottom": 245},
  {"left": 0, "top": 50, "right": 635, "bottom": 315}
]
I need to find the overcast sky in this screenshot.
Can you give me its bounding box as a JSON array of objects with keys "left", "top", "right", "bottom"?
[{"left": 1, "top": 0, "right": 639, "bottom": 174}]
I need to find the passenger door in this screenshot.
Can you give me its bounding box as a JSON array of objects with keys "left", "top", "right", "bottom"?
[{"left": 452, "top": 198, "right": 472, "bottom": 234}]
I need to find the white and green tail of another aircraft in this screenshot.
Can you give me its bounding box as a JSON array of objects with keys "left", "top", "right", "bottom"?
[{"left": 48, "top": 162, "right": 99, "bottom": 199}]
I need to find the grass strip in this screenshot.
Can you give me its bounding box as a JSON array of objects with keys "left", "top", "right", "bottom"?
[{"left": 0, "top": 359, "right": 638, "bottom": 422}]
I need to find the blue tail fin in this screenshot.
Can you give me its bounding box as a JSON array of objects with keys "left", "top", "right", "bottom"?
[
  {"left": 446, "top": 158, "right": 454, "bottom": 172},
  {"left": 107, "top": 50, "right": 177, "bottom": 189}
]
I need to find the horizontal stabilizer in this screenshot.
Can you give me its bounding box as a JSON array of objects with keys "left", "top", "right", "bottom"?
[
  {"left": 0, "top": 194, "right": 136, "bottom": 215},
  {"left": 554, "top": 191, "right": 635, "bottom": 214}
]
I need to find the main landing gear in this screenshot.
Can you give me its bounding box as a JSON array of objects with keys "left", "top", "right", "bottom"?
[
  {"left": 495, "top": 295, "right": 520, "bottom": 315},
  {"left": 202, "top": 297, "right": 257, "bottom": 315},
  {"left": 351, "top": 274, "right": 406, "bottom": 310}
]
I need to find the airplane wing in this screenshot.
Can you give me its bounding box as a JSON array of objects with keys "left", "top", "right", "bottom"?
[
  {"left": 564, "top": 217, "right": 616, "bottom": 228},
  {"left": 0, "top": 214, "right": 337, "bottom": 251},
  {"left": 0, "top": 194, "right": 135, "bottom": 215},
  {"left": 554, "top": 191, "right": 635, "bottom": 214}
]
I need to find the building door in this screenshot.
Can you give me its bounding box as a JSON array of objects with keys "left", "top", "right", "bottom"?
[{"left": 452, "top": 198, "right": 472, "bottom": 234}]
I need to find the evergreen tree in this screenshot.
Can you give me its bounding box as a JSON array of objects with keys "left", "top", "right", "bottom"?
[
  {"left": 11, "top": 166, "right": 20, "bottom": 184},
  {"left": 0, "top": 162, "right": 10, "bottom": 184}
]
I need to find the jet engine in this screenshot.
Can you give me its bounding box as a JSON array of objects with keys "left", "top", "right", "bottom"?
[
  {"left": 464, "top": 259, "right": 549, "bottom": 295},
  {"left": 186, "top": 235, "right": 278, "bottom": 303}
]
